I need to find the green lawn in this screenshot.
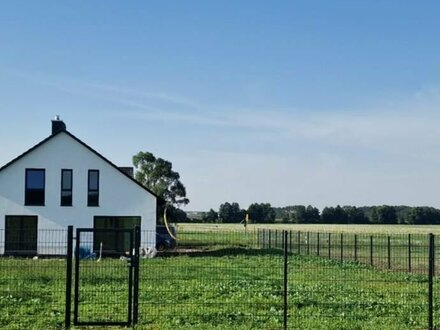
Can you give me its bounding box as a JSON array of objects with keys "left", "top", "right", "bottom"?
[
  {"left": 0, "top": 248, "right": 437, "bottom": 329},
  {"left": 1, "top": 224, "right": 439, "bottom": 329},
  {"left": 176, "top": 224, "right": 439, "bottom": 273},
  {"left": 177, "top": 222, "right": 440, "bottom": 235}
]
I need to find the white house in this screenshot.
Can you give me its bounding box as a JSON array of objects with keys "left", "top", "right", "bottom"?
[{"left": 0, "top": 118, "right": 157, "bottom": 255}]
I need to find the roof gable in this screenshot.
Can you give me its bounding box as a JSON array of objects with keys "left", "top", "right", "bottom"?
[{"left": 0, "top": 130, "right": 159, "bottom": 199}]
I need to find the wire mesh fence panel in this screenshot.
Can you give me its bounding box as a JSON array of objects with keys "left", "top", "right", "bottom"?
[
  {"left": 281, "top": 230, "right": 430, "bottom": 274},
  {"left": 387, "top": 234, "right": 418, "bottom": 272},
  {"left": 73, "top": 230, "right": 133, "bottom": 325},
  {"left": 0, "top": 226, "right": 440, "bottom": 329},
  {"left": 288, "top": 245, "right": 430, "bottom": 329},
  {"left": 138, "top": 230, "right": 285, "bottom": 329},
  {"left": 176, "top": 229, "right": 259, "bottom": 250},
  {"left": 371, "top": 235, "right": 388, "bottom": 269},
  {"left": 0, "top": 229, "right": 67, "bottom": 329}
]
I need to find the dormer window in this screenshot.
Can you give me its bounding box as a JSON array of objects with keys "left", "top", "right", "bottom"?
[
  {"left": 88, "top": 169, "right": 99, "bottom": 207},
  {"left": 25, "top": 169, "right": 45, "bottom": 206}
]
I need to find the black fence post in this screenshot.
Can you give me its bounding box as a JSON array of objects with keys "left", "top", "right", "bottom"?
[
  {"left": 257, "top": 229, "right": 260, "bottom": 248},
  {"left": 307, "top": 232, "right": 310, "bottom": 255},
  {"left": 275, "top": 230, "right": 278, "bottom": 249},
  {"left": 280, "top": 230, "right": 283, "bottom": 249},
  {"left": 281, "top": 229, "right": 287, "bottom": 251},
  {"left": 387, "top": 236, "right": 391, "bottom": 269},
  {"left": 133, "top": 226, "right": 141, "bottom": 325},
  {"left": 65, "top": 225, "right": 73, "bottom": 329},
  {"left": 408, "top": 234, "right": 412, "bottom": 273},
  {"left": 258, "top": 229, "right": 261, "bottom": 249},
  {"left": 428, "top": 233, "right": 434, "bottom": 330},
  {"left": 317, "top": 232, "right": 320, "bottom": 256},
  {"left": 289, "top": 231, "right": 292, "bottom": 253},
  {"left": 340, "top": 233, "right": 343, "bottom": 262},
  {"left": 354, "top": 234, "right": 357, "bottom": 262},
  {"left": 73, "top": 229, "right": 80, "bottom": 325},
  {"left": 297, "top": 231, "right": 301, "bottom": 255},
  {"left": 283, "top": 231, "right": 288, "bottom": 330},
  {"left": 328, "top": 233, "right": 331, "bottom": 259},
  {"left": 370, "top": 236, "right": 373, "bottom": 266}
]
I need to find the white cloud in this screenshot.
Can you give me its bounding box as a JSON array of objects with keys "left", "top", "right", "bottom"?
[
  {"left": 61, "top": 79, "right": 440, "bottom": 210},
  {"left": 174, "top": 90, "right": 440, "bottom": 210},
  {"left": 6, "top": 70, "right": 440, "bottom": 210}
]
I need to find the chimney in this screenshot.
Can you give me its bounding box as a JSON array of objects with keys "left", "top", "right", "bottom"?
[
  {"left": 119, "top": 167, "right": 134, "bottom": 178},
  {"left": 51, "top": 115, "right": 66, "bottom": 134}
]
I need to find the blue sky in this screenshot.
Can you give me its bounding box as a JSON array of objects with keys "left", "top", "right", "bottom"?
[{"left": 1, "top": 1, "right": 440, "bottom": 211}]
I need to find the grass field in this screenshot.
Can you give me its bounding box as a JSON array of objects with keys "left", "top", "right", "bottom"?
[
  {"left": 0, "top": 248, "right": 438, "bottom": 329},
  {"left": 176, "top": 224, "right": 439, "bottom": 273},
  {"left": 177, "top": 222, "right": 440, "bottom": 234},
  {"left": 1, "top": 224, "right": 440, "bottom": 329}
]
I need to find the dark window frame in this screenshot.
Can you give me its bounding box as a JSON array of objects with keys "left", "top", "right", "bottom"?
[
  {"left": 87, "top": 169, "right": 99, "bottom": 207},
  {"left": 61, "top": 169, "right": 73, "bottom": 206},
  {"left": 93, "top": 216, "right": 141, "bottom": 254},
  {"left": 25, "top": 168, "right": 45, "bottom": 206},
  {"left": 5, "top": 215, "right": 38, "bottom": 256}
]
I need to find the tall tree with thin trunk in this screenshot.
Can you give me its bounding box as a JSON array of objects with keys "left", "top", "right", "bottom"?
[{"left": 133, "top": 151, "right": 190, "bottom": 207}]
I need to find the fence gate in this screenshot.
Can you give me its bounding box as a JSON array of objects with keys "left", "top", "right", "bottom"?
[{"left": 68, "top": 227, "right": 140, "bottom": 327}]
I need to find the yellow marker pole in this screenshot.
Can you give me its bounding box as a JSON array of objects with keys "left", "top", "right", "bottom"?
[{"left": 244, "top": 213, "right": 249, "bottom": 234}]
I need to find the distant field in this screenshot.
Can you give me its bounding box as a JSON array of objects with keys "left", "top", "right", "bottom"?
[
  {"left": 176, "top": 223, "right": 440, "bottom": 274},
  {"left": 177, "top": 223, "right": 440, "bottom": 235}
]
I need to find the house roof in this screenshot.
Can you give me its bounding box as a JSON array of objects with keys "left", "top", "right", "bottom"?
[{"left": 0, "top": 129, "right": 159, "bottom": 199}]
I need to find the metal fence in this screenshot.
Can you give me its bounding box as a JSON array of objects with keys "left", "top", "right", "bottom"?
[
  {"left": 0, "top": 229, "right": 67, "bottom": 329},
  {"left": 0, "top": 227, "right": 440, "bottom": 329},
  {"left": 138, "top": 230, "right": 284, "bottom": 329},
  {"left": 257, "top": 229, "right": 433, "bottom": 273}
]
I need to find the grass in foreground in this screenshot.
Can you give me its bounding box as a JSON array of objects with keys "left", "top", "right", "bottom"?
[{"left": 0, "top": 248, "right": 437, "bottom": 329}]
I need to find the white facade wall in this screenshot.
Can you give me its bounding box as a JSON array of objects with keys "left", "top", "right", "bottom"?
[{"left": 0, "top": 132, "right": 156, "bottom": 254}]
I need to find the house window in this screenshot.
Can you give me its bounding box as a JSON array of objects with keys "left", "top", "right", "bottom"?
[
  {"left": 61, "top": 169, "right": 73, "bottom": 206},
  {"left": 93, "top": 216, "right": 141, "bottom": 254},
  {"left": 5, "top": 215, "right": 38, "bottom": 255},
  {"left": 88, "top": 170, "right": 99, "bottom": 207},
  {"left": 25, "top": 169, "right": 45, "bottom": 206}
]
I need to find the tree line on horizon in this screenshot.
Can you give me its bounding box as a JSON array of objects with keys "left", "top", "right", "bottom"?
[
  {"left": 186, "top": 203, "right": 440, "bottom": 225},
  {"left": 130, "top": 151, "right": 440, "bottom": 226}
]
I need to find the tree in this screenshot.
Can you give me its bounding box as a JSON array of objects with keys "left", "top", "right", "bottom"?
[
  {"left": 202, "top": 209, "right": 219, "bottom": 223},
  {"left": 219, "top": 202, "right": 245, "bottom": 223},
  {"left": 133, "top": 151, "right": 189, "bottom": 207},
  {"left": 370, "top": 207, "right": 379, "bottom": 224},
  {"left": 407, "top": 207, "right": 440, "bottom": 225},
  {"left": 247, "top": 203, "right": 276, "bottom": 223},
  {"left": 280, "top": 211, "right": 290, "bottom": 223},
  {"left": 290, "top": 205, "right": 307, "bottom": 223},
  {"left": 395, "top": 206, "right": 413, "bottom": 224},
  {"left": 166, "top": 205, "right": 189, "bottom": 222},
  {"left": 272, "top": 206, "right": 291, "bottom": 223},
  {"left": 320, "top": 207, "right": 333, "bottom": 224},
  {"left": 273, "top": 205, "right": 319, "bottom": 223},
  {"left": 344, "top": 206, "right": 368, "bottom": 224},
  {"left": 306, "top": 205, "right": 320, "bottom": 223},
  {"left": 321, "top": 205, "right": 347, "bottom": 224},
  {"left": 375, "top": 205, "right": 397, "bottom": 224}
]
